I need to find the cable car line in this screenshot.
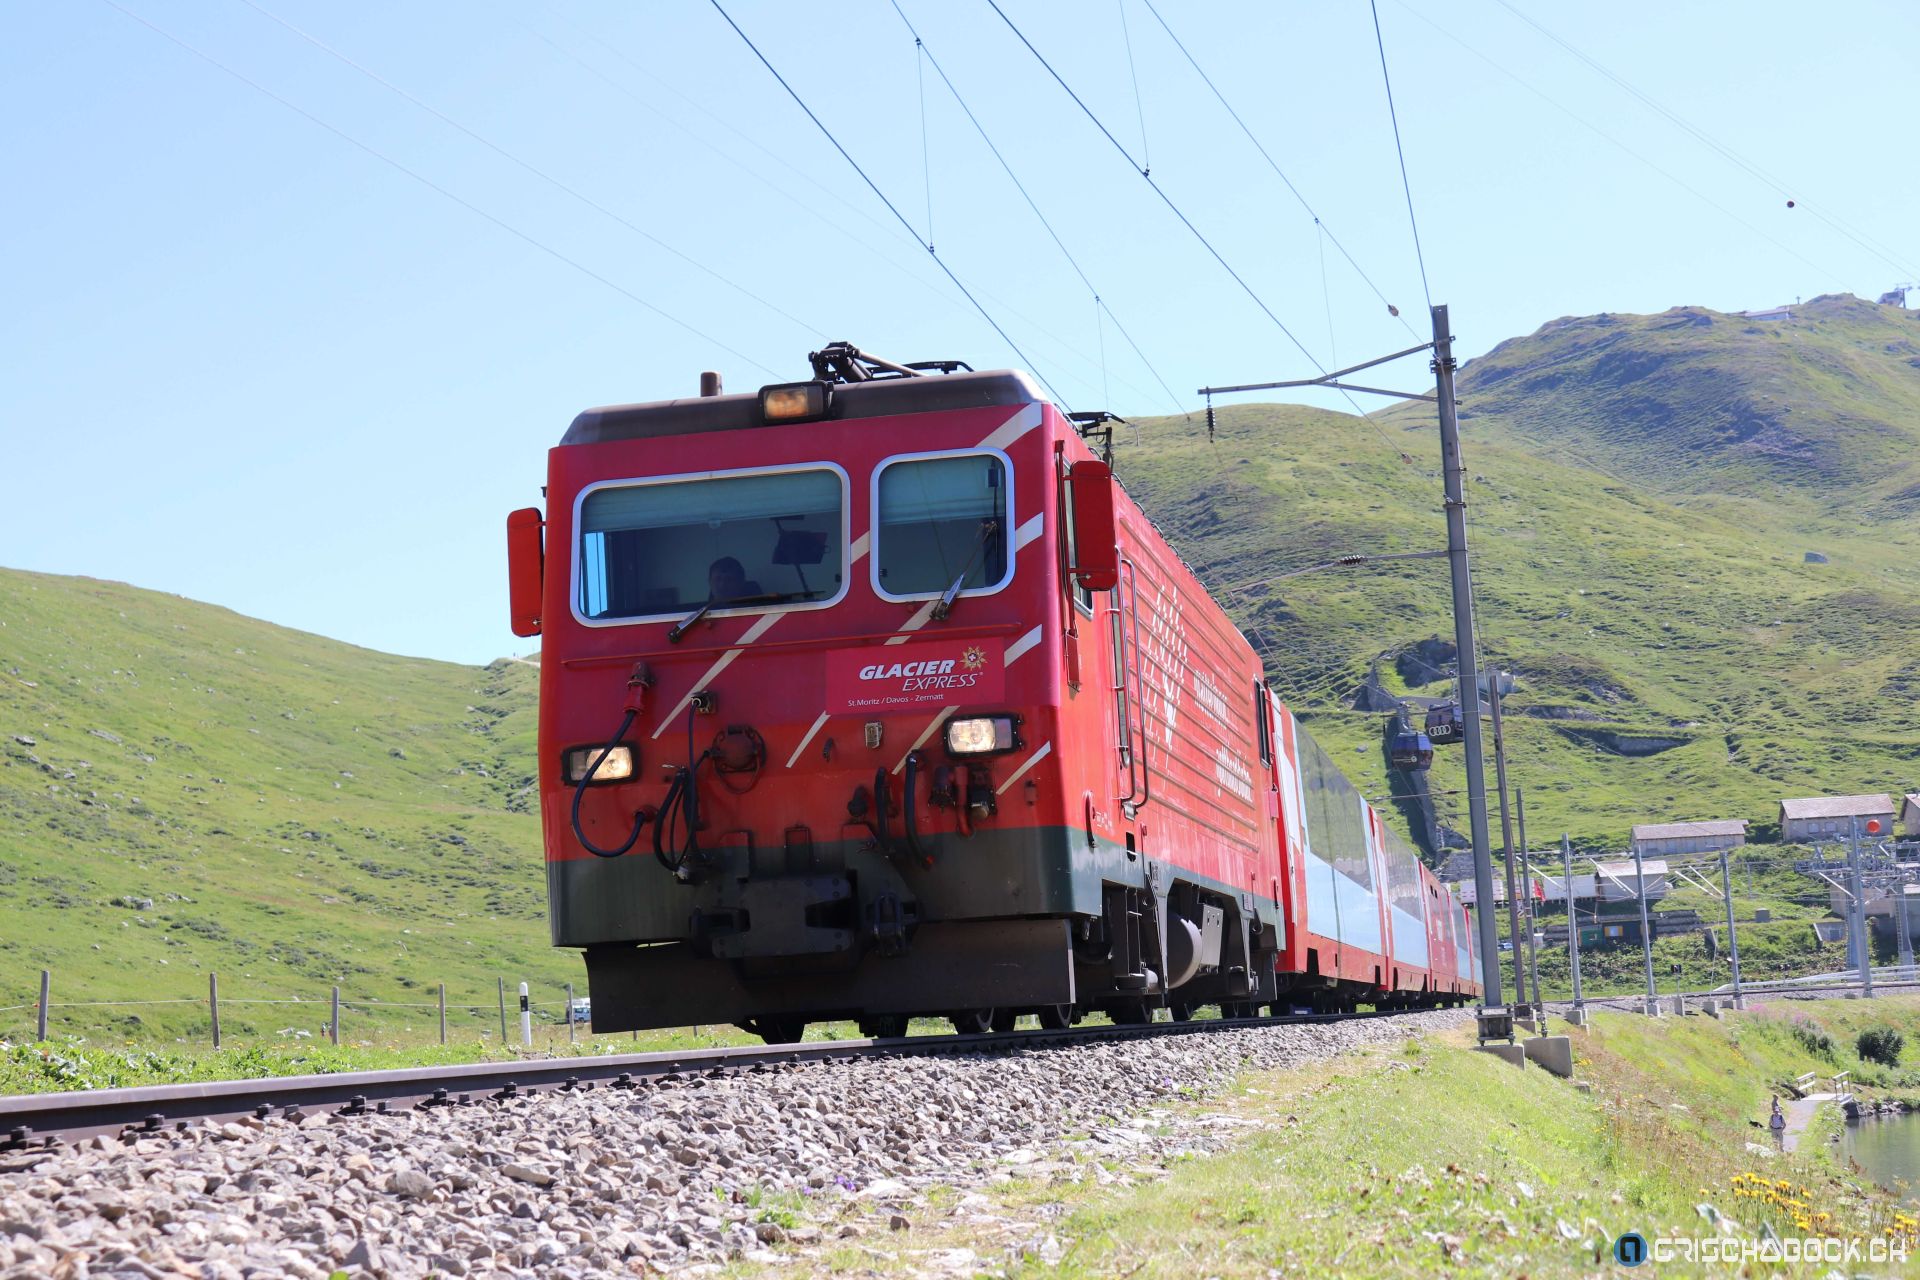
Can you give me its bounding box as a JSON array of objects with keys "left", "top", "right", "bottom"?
[
  {"left": 98, "top": 0, "right": 783, "bottom": 378},
  {"left": 1368, "top": 1, "right": 1433, "bottom": 313},
  {"left": 237, "top": 0, "right": 828, "bottom": 342},
  {"left": 1137, "top": 0, "right": 1417, "bottom": 337},
  {"left": 1490, "top": 0, "right": 1920, "bottom": 282},
  {"left": 1384, "top": 0, "right": 1847, "bottom": 286},
  {"left": 707, "top": 0, "right": 1071, "bottom": 410},
  {"left": 983, "top": 0, "right": 1328, "bottom": 378},
  {"left": 884, "top": 0, "right": 1185, "bottom": 416}
]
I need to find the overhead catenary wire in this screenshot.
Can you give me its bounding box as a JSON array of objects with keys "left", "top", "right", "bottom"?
[
  {"left": 983, "top": 0, "right": 1330, "bottom": 379},
  {"left": 98, "top": 0, "right": 784, "bottom": 378},
  {"left": 1116, "top": 0, "right": 1151, "bottom": 175},
  {"left": 1368, "top": 0, "right": 1433, "bottom": 313},
  {"left": 707, "top": 0, "right": 1072, "bottom": 410},
  {"left": 1138, "top": 0, "right": 1418, "bottom": 337},
  {"left": 515, "top": 12, "right": 1129, "bottom": 406},
  {"left": 238, "top": 0, "right": 828, "bottom": 341},
  {"left": 883, "top": 0, "right": 1185, "bottom": 416}
]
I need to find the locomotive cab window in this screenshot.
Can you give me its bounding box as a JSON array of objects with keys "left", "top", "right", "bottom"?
[
  {"left": 872, "top": 450, "right": 1012, "bottom": 601},
  {"left": 575, "top": 465, "right": 847, "bottom": 624}
]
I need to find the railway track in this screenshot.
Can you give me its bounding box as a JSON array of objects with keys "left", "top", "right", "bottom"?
[{"left": 0, "top": 1007, "right": 1406, "bottom": 1152}]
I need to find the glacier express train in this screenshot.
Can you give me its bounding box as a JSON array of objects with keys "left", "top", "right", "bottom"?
[{"left": 505, "top": 345, "right": 1479, "bottom": 1041}]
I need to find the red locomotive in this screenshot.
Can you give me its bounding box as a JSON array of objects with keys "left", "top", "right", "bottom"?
[{"left": 506, "top": 345, "right": 1479, "bottom": 1041}]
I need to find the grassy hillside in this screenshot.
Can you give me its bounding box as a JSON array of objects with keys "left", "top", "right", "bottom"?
[
  {"left": 1123, "top": 293, "right": 1920, "bottom": 851},
  {"left": 0, "top": 567, "right": 566, "bottom": 1046}
]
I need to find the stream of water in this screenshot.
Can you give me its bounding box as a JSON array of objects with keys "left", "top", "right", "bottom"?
[{"left": 1845, "top": 1112, "right": 1920, "bottom": 1203}]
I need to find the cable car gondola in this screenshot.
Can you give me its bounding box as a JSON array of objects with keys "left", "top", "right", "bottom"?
[
  {"left": 1390, "top": 730, "right": 1434, "bottom": 771},
  {"left": 1422, "top": 701, "right": 1463, "bottom": 746}
]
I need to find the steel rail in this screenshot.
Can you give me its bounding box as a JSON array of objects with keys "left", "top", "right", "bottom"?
[{"left": 0, "top": 1007, "right": 1422, "bottom": 1152}]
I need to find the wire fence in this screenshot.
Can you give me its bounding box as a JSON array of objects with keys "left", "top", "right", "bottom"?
[{"left": 0, "top": 968, "right": 627, "bottom": 1055}]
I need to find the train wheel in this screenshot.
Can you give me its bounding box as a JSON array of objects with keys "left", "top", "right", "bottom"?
[
  {"left": 1108, "top": 999, "right": 1154, "bottom": 1025},
  {"left": 750, "top": 1017, "right": 806, "bottom": 1044},
  {"left": 1168, "top": 1001, "right": 1195, "bottom": 1023},
  {"left": 950, "top": 1009, "right": 994, "bottom": 1035},
  {"left": 857, "top": 1015, "right": 909, "bottom": 1039},
  {"left": 989, "top": 1009, "right": 1018, "bottom": 1033},
  {"left": 1037, "top": 1004, "right": 1074, "bottom": 1030}
]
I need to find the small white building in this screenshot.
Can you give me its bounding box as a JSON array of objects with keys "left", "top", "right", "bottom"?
[
  {"left": 1630, "top": 819, "right": 1747, "bottom": 858},
  {"left": 1593, "top": 858, "right": 1670, "bottom": 904},
  {"left": 1780, "top": 794, "right": 1895, "bottom": 843},
  {"left": 1903, "top": 793, "right": 1920, "bottom": 838}
]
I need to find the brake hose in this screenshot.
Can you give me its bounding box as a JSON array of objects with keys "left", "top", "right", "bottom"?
[
  {"left": 569, "top": 709, "right": 650, "bottom": 859},
  {"left": 654, "top": 704, "right": 708, "bottom": 875},
  {"left": 902, "top": 751, "right": 929, "bottom": 866}
]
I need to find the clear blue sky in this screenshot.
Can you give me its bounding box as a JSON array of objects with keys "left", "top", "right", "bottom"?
[{"left": 4, "top": 1, "right": 1915, "bottom": 665}]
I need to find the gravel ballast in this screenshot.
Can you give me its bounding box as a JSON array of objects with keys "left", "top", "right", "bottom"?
[{"left": 0, "top": 1010, "right": 1465, "bottom": 1277}]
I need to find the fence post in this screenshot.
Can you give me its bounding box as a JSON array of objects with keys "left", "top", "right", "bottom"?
[
  {"left": 498, "top": 977, "right": 507, "bottom": 1042},
  {"left": 37, "top": 970, "right": 50, "bottom": 1042},
  {"left": 209, "top": 972, "right": 221, "bottom": 1050},
  {"left": 518, "top": 982, "right": 531, "bottom": 1048},
  {"left": 566, "top": 982, "right": 576, "bottom": 1045},
  {"left": 330, "top": 985, "right": 340, "bottom": 1045},
  {"left": 438, "top": 983, "right": 447, "bottom": 1046}
]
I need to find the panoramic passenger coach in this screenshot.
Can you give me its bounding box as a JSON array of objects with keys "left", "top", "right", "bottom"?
[{"left": 506, "top": 345, "right": 1478, "bottom": 1040}]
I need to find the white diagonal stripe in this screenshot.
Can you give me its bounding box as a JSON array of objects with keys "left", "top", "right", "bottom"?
[
  {"left": 849, "top": 531, "right": 870, "bottom": 563},
  {"left": 1005, "top": 624, "right": 1042, "bottom": 665},
  {"left": 976, "top": 402, "right": 1043, "bottom": 451},
  {"left": 651, "top": 613, "right": 781, "bottom": 739},
  {"left": 893, "top": 704, "right": 957, "bottom": 775},
  {"left": 1012, "top": 512, "right": 1044, "bottom": 551},
  {"left": 996, "top": 740, "right": 1053, "bottom": 795},
  {"left": 884, "top": 600, "right": 941, "bottom": 645},
  {"left": 785, "top": 711, "right": 831, "bottom": 768}
]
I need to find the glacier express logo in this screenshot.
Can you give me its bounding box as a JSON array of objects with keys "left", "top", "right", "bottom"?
[{"left": 962, "top": 645, "right": 985, "bottom": 671}]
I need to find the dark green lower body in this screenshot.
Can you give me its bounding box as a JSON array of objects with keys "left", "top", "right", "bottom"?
[{"left": 550, "top": 825, "right": 1282, "bottom": 1033}]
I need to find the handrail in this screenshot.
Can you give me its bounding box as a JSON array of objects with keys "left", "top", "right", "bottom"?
[{"left": 1121, "top": 556, "right": 1151, "bottom": 814}]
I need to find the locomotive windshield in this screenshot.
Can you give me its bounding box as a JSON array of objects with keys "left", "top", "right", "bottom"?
[
  {"left": 576, "top": 466, "right": 846, "bottom": 622},
  {"left": 873, "top": 451, "right": 1011, "bottom": 600}
]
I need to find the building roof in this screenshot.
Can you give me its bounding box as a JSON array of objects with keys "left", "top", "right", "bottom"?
[
  {"left": 1631, "top": 820, "right": 1748, "bottom": 841},
  {"left": 1779, "top": 794, "right": 1894, "bottom": 820}
]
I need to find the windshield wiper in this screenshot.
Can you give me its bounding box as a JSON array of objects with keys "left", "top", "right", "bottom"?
[
  {"left": 930, "top": 520, "right": 998, "bottom": 621},
  {"left": 668, "top": 592, "right": 794, "bottom": 644}
]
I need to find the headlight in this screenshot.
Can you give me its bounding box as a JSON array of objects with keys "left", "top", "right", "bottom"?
[
  {"left": 945, "top": 715, "right": 1017, "bottom": 755},
  {"left": 564, "top": 744, "right": 634, "bottom": 784}
]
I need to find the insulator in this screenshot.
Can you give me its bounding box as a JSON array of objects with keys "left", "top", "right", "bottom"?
[{"left": 1205, "top": 403, "right": 1216, "bottom": 442}]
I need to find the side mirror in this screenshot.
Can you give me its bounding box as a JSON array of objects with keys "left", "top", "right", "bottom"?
[
  {"left": 1067, "top": 460, "right": 1119, "bottom": 591},
  {"left": 507, "top": 507, "right": 545, "bottom": 637}
]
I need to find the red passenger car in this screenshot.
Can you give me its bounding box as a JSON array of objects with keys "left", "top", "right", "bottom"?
[{"left": 506, "top": 346, "right": 1478, "bottom": 1040}]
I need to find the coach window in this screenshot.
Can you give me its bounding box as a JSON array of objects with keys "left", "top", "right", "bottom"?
[
  {"left": 575, "top": 465, "right": 847, "bottom": 624},
  {"left": 872, "top": 450, "right": 1013, "bottom": 601}
]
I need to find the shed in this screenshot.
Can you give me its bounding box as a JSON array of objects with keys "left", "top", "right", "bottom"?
[
  {"left": 1630, "top": 819, "right": 1747, "bottom": 857},
  {"left": 1592, "top": 858, "right": 1669, "bottom": 904},
  {"left": 1779, "top": 794, "right": 1894, "bottom": 843},
  {"left": 1904, "top": 793, "right": 1920, "bottom": 837}
]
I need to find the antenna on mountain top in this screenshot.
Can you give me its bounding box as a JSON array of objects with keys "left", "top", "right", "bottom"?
[{"left": 1878, "top": 283, "right": 1913, "bottom": 308}]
